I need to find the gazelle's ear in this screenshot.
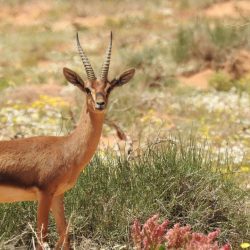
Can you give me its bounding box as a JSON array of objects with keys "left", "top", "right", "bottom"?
[
  {"left": 63, "top": 67, "right": 85, "bottom": 92},
  {"left": 110, "top": 68, "right": 135, "bottom": 90}
]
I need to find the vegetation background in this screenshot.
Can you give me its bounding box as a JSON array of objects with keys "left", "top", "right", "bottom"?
[{"left": 0, "top": 0, "right": 249, "bottom": 249}]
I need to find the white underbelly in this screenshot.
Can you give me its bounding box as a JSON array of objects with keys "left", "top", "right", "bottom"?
[{"left": 0, "top": 185, "right": 38, "bottom": 203}]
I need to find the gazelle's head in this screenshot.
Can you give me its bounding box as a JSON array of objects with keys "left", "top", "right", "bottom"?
[{"left": 63, "top": 32, "right": 135, "bottom": 113}]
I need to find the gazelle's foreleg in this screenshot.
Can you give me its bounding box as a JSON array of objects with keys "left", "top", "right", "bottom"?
[
  {"left": 51, "top": 194, "right": 70, "bottom": 250},
  {"left": 37, "top": 191, "right": 53, "bottom": 250}
]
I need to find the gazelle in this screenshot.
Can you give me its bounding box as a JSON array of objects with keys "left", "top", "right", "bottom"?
[{"left": 0, "top": 32, "right": 135, "bottom": 249}]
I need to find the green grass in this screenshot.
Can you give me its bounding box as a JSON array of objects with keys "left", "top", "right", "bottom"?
[
  {"left": 0, "top": 137, "right": 248, "bottom": 249},
  {"left": 177, "top": 0, "right": 218, "bottom": 9}
]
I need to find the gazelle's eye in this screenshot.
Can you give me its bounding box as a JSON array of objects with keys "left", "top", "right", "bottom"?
[{"left": 85, "top": 88, "right": 91, "bottom": 95}]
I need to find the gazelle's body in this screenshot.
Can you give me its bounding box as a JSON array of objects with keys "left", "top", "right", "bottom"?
[
  {"left": 0, "top": 107, "right": 104, "bottom": 203},
  {"left": 0, "top": 32, "right": 135, "bottom": 249}
]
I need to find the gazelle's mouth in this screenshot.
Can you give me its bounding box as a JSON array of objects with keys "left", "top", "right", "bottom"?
[{"left": 95, "top": 103, "right": 106, "bottom": 111}]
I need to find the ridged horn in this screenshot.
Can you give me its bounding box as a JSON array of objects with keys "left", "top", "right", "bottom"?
[
  {"left": 76, "top": 32, "right": 96, "bottom": 81},
  {"left": 100, "top": 31, "right": 112, "bottom": 81}
]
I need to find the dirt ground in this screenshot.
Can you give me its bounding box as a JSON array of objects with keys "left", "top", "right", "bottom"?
[{"left": 204, "top": 0, "right": 250, "bottom": 18}]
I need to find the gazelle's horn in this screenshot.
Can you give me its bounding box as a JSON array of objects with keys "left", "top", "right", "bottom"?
[
  {"left": 100, "top": 31, "right": 112, "bottom": 81},
  {"left": 76, "top": 32, "right": 96, "bottom": 81}
]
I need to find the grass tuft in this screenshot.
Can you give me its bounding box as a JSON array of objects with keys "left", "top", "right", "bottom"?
[
  {"left": 1, "top": 137, "right": 248, "bottom": 248},
  {"left": 66, "top": 137, "right": 249, "bottom": 248}
]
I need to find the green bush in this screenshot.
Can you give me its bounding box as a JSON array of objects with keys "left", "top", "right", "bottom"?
[
  {"left": 209, "top": 22, "right": 243, "bottom": 49},
  {"left": 209, "top": 72, "right": 250, "bottom": 93},
  {"left": 209, "top": 71, "right": 233, "bottom": 91},
  {"left": 171, "top": 20, "right": 249, "bottom": 64},
  {"left": 234, "top": 76, "right": 250, "bottom": 94},
  {"left": 171, "top": 27, "right": 193, "bottom": 63}
]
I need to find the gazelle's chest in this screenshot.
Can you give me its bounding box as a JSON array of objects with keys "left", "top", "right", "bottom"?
[
  {"left": 55, "top": 181, "right": 75, "bottom": 195},
  {"left": 54, "top": 160, "right": 90, "bottom": 196},
  {"left": 54, "top": 167, "right": 80, "bottom": 196}
]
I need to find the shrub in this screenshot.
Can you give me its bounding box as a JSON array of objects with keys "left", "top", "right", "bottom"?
[
  {"left": 209, "top": 72, "right": 250, "bottom": 93},
  {"left": 208, "top": 71, "right": 233, "bottom": 91},
  {"left": 171, "top": 20, "right": 249, "bottom": 64},
  {"left": 131, "top": 214, "right": 231, "bottom": 250},
  {"left": 171, "top": 27, "right": 193, "bottom": 63},
  {"left": 234, "top": 76, "right": 250, "bottom": 94}
]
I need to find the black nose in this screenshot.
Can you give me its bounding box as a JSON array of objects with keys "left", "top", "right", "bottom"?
[
  {"left": 97, "top": 101, "right": 105, "bottom": 106},
  {"left": 95, "top": 101, "right": 105, "bottom": 110}
]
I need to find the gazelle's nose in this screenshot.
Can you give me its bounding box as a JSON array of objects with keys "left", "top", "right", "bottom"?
[
  {"left": 95, "top": 102, "right": 105, "bottom": 110},
  {"left": 95, "top": 93, "right": 106, "bottom": 110},
  {"left": 96, "top": 100, "right": 105, "bottom": 106}
]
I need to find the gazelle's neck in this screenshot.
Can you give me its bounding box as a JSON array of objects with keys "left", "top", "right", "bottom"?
[
  {"left": 73, "top": 104, "right": 105, "bottom": 139},
  {"left": 66, "top": 102, "right": 105, "bottom": 176}
]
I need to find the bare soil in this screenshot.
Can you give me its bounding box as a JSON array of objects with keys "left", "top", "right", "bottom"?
[
  {"left": 204, "top": 0, "right": 250, "bottom": 18},
  {"left": 0, "top": 2, "right": 51, "bottom": 26},
  {"left": 178, "top": 69, "right": 214, "bottom": 89}
]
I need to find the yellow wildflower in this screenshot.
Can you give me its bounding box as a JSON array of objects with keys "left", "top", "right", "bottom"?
[
  {"left": 240, "top": 166, "right": 250, "bottom": 173},
  {"left": 241, "top": 242, "right": 250, "bottom": 249}
]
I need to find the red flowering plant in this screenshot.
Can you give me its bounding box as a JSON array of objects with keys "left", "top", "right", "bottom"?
[
  {"left": 132, "top": 214, "right": 169, "bottom": 250},
  {"left": 131, "top": 214, "right": 230, "bottom": 250}
]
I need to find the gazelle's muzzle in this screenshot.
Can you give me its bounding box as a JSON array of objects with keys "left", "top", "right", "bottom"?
[{"left": 95, "top": 93, "right": 106, "bottom": 110}]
